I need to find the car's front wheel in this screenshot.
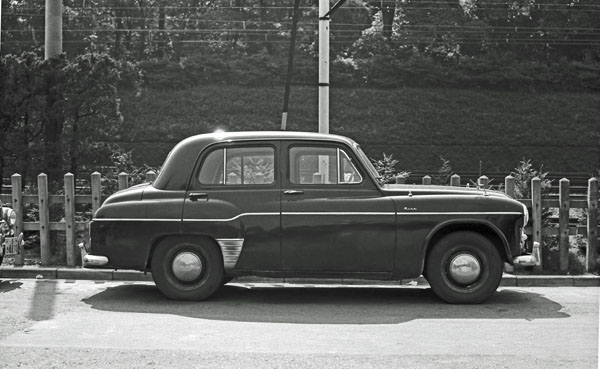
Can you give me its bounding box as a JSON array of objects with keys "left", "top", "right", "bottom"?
[
  {"left": 425, "top": 231, "right": 503, "bottom": 304},
  {"left": 151, "top": 238, "right": 223, "bottom": 301}
]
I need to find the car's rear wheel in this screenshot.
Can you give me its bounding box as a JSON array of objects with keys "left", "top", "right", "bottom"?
[
  {"left": 151, "top": 238, "right": 223, "bottom": 301},
  {"left": 425, "top": 231, "right": 503, "bottom": 304}
]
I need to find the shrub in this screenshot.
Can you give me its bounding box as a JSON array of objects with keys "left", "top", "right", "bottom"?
[
  {"left": 370, "top": 153, "right": 410, "bottom": 185},
  {"left": 101, "top": 149, "right": 160, "bottom": 195},
  {"left": 510, "top": 158, "right": 552, "bottom": 199}
]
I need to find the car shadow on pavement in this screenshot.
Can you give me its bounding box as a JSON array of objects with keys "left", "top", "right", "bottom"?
[{"left": 82, "top": 284, "right": 570, "bottom": 324}]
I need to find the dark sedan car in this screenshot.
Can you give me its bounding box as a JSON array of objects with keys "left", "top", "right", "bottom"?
[{"left": 83, "top": 131, "right": 537, "bottom": 303}]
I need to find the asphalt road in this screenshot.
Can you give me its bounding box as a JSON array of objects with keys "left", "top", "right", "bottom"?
[{"left": 0, "top": 279, "right": 598, "bottom": 369}]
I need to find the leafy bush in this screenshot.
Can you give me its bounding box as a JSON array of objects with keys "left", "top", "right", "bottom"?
[
  {"left": 101, "top": 149, "right": 160, "bottom": 195},
  {"left": 433, "top": 156, "right": 453, "bottom": 186},
  {"left": 370, "top": 153, "right": 410, "bottom": 185},
  {"left": 510, "top": 158, "right": 552, "bottom": 199}
]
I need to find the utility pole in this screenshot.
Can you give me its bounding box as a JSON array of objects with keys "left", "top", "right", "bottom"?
[
  {"left": 318, "top": 0, "right": 330, "bottom": 134},
  {"left": 1, "top": 0, "right": 3, "bottom": 54},
  {"left": 281, "top": 0, "right": 301, "bottom": 131},
  {"left": 45, "top": 0, "right": 62, "bottom": 59},
  {"left": 43, "top": 0, "right": 63, "bottom": 188}
]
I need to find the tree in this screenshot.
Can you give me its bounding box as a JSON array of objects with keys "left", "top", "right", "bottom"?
[{"left": 0, "top": 51, "right": 137, "bottom": 183}]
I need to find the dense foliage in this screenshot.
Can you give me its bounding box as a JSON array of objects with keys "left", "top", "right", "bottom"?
[
  {"left": 2, "top": 0, "right": 599, "bottom": 91},
  {"left": 0, "top": 51, "right": 138, "bottom": 185},
  {"left": 112, "top": 85, "right": 600, "bottom": 175},
  {"left": 1, "top": 0, "right": 599, "bottom": 180}
]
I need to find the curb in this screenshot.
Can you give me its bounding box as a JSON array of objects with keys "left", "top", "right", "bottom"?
[
  {"left": 1, "top": 267, "right": 598, "bottom": 287},
  {"left": 0, "top": 267, "right": 153, "bottom": 282}
]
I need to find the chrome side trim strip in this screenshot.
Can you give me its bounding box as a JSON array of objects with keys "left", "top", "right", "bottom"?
[
  {"left": 93, "top": 218, "right": 180, "bottom": 222},
  {"left": 184, "top": 213, "right": 280, "bottom": 222},
  {"left": 216, "top": 238, "right": 244, "bottom": 272},
  {"left": 283, "top": 212, "right": 395, "bottom": 216},
  {"left": 396, "top": 212, "right": 522, "bottom": 216},
  {"left": 95, "top": 211, "right": 521, "bottom": 223}
]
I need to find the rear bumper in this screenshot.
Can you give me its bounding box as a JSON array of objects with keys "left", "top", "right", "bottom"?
[{"left": 79, "top": 242, "right": 109, "bottom": 268}]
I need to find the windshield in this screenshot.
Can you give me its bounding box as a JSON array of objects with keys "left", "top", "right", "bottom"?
[{"left": 355, "top": 144, "right": 382, "bottom": 186}]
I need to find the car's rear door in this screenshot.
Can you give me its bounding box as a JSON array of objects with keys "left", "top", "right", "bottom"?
[{"left": 182, "top": 141, "right": 281, "bottom": 273}]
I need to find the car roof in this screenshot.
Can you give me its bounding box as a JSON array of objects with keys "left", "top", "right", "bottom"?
[
  {"left": 178, "top": 131, "right": 358, "bottom": 146},
  {"left": 153, "top": 131, "right": 360, "bottom": 190}
]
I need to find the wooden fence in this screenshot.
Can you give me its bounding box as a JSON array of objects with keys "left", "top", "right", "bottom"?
[
  {"left": 0, "top": 171, "right": 156, "bottom": 267},
  {"left": 1, "top": 171, "right": 598, "bottom": 272},
  {"left": 411, "top": 174, "right": 598, "bottom": 272}
]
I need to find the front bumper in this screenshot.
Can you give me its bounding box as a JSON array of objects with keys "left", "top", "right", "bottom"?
[
  {"left": 513, "top": 241, "right": 541, "bottom": 267},
  {"left": 505, "top": 241, "right": 541, "bottom": 273}
]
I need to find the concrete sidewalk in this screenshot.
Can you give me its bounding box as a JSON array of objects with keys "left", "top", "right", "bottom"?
[{"left": 1, "top": 266, "right": 598, "bottom": 287}]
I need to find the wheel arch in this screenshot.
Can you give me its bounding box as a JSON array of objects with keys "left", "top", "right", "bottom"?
[
  {"left": 145, "top": 234, "right": 223, "bottom": 271},
  {"left": 421, "top": 220, "right": 511, "bottom": 275}
]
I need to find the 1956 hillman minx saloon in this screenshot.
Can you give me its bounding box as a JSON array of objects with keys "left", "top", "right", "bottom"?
[{"left": 83, "top": 131, "right": 538, "bottom": 303}]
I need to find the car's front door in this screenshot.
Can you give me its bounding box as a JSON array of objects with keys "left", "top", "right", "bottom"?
[
  {"left": 182, "top": 142, "right": 281, "bottom": 273},
  {"left": 281, "top": 141, "right": 396, "bottom": 275}
]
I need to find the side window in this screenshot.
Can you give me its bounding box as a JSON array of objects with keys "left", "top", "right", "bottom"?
[
  {"left": 198, "top": 146, "right": 275, "bottom": 185},
  {"left": 289, "top": 146, "right": 362, "bottom": 185}
]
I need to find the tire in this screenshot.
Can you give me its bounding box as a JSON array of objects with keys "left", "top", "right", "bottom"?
[
  {"left": 151, "top": 238, "right": 224, "bottom": 301},
  {"left": 425, "top": 231, "right": 503, "bottom": 304}
]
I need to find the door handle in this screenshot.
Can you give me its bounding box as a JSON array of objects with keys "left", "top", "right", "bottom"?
[
  {"left": 283, "top": 190, "right": 304, "bottom": 195},
  {"left": 189, "top": 192, "right": 209, "bottom": 201}
]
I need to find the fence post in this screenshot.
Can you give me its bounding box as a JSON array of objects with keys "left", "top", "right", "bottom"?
[
  {"left": 478, "top": 175, "right": 489, "bottom": 189},
  {"left": 146, "top": 170, "right": 156, "bottom": 183},
  {"left": 91, "top": 172, "right": 101, "bottom": 217},
  {"left": 558, "top": 178, "right": 570, "bottom": 273},
  {"left": 118, "top": 172, "right": 128, "bottom": 191},
  {"left": 505, "top": 175, "right": 515, "bottom": 198},
  {"left": 422, "top": 175, "right": 431, "bottom": 185},
  {"left": 450, "top": 174, "right": 460, "bottom": 187},
  {"left": 64, "top": 173, "right": 77, "bottom": 267},
  {"left": 531, "top": 177, "right": 543, "bottom": 270},
  {"left": 38, "top": 173, "right": 51, "bottom": 266},
  {"left": 11, "top": 174, "right": 24, "bottom": 266},
  {"left": 587, "top": 178, "right": 598, "bottom": 272}
]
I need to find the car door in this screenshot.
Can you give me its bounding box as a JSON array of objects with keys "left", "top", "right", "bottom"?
[
  {"left": 281, "top": 141, "right": 396, "bottom": 274},
  {"left": 182, "top": 141, "right": 281, "bottom": 272}
]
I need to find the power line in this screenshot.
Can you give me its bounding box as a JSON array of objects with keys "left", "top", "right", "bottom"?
[
  {"left": 6, "top": 4, "right": 600, "bottom": 12},
  {"left": 4, "top": 39, "right": 599, "bottom": 46},
  {"left": 3, "top": 14, "right": 599, "bottom": 33},
  {"left": 3, "top": 28, "right": 599, "bottom": 37}
]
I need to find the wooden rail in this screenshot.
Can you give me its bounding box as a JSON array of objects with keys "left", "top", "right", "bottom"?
[{"left": 1, "top": 171, "right": 598, "bottom": 272}]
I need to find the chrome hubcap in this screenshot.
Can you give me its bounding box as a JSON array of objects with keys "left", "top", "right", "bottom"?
[
  {"left": 172, "top": 252, "right": 203, "bottom": 282},
  {"left": 449, "top": 253, "right": 481, "bottom": 285}
]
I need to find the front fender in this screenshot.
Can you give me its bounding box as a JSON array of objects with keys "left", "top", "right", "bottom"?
[{"left": 420, "top": 219, "right": 513, "bottom": 274}]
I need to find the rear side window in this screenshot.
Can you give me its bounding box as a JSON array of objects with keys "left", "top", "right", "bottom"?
[{"left": 199, "top": 147, "right": 275, "bottom": 185}]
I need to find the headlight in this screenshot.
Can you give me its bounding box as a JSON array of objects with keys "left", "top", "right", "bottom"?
[
  {"left": 8, "top": 209, "right": 17, "bottom": 226},
  {"left": 522, "top": 203, "right": 529, "bottom": 225}
]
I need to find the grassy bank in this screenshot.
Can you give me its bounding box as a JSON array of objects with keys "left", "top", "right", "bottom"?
[{"left": 118, "top": 85, "right": 600, "bottom": 174}]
